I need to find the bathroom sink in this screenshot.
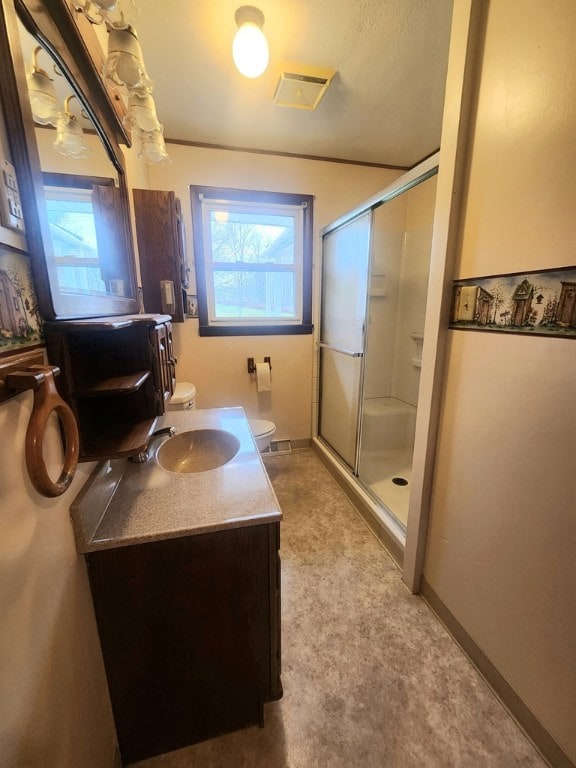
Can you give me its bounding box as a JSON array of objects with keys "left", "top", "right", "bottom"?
[{"left": 156, "top": 429, "right": 241, "bottom": 473}]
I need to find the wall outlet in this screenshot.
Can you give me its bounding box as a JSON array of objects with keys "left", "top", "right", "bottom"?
[{"left": 0, "top": 159, "right": 25, "bottom": 232}]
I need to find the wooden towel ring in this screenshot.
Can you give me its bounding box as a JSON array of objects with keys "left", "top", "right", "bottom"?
[{"left": 6, "top": 365, "right": 79, "bottom": 497}]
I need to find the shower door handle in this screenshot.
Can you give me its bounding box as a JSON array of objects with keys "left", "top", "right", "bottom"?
[{"left": 317, "top": 342, "right": 363, "bottom": 358}]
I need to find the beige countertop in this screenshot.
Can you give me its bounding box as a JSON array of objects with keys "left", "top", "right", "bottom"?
[{"left": 70, "top": 407, "right": 282, "bottom": 553}]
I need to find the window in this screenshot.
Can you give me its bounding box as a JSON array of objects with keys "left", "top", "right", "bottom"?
[
  {"left": 190, "top": 186, "right": 313, "bottom": 336},
  {"left": 42, "top": 173, "right": 129, "bottom": 298},
  {"left": 44, "top": 185, "right": 105, "bottom": 295}
]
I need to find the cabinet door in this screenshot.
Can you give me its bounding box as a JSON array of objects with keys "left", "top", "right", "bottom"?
[
  {"left": 134, "top": 188, "right": 187, "bottom": 322},
  {"left": 149, "top": 321, "right": 174, "bottom": 413},
  {"left": 87, "top": 524, "right": 279, "bottom": 764}
]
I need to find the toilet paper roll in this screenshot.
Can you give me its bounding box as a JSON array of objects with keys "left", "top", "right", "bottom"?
[{"left": 256, "top": 361, "right": 271, "bottom": 392}]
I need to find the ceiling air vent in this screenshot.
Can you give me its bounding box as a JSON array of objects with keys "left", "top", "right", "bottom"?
[{"left": 273, "top": 65, "right": 336, "bottom": 110}]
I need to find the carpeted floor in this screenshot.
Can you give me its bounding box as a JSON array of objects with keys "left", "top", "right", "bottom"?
[{"left": 130, "top": 448, "right": 548, "bottom": 768}]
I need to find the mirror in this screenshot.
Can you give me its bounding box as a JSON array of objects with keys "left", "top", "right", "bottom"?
[{"left": 0, "top": 0, "right": 139, "bottom": 319}]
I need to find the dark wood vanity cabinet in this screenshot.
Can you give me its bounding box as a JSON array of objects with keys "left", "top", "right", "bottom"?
[
  {"left": 133, "top": 189, "right": 189, "bottom": 322},
  {"left": 43, "top": 314, "right": 175, "bottom": 461},
  {"left": 86, "top": 521, "right": 282, "bottom": 765}
]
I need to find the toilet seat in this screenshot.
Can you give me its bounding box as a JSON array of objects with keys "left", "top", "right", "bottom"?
[
  {"left": 248, "top": 419, "right": 276, "bottom": 439},
  {"left": 168, "top": 382, "right": 196, "bottom": 410}
]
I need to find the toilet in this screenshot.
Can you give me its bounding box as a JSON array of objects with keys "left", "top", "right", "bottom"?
[
  {"left": 248, "top": 418, "right": 276, "bottom": 453},
  {"left": 168, "top": 382, "right": 276, "bottom": 453},
  {"left": 167, "top": 381, "right": 197, "bottom": 410}
]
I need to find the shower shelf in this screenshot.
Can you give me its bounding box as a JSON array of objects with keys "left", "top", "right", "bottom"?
[{"left": 410, "top": 331, "right": 424, "bottom": 368}]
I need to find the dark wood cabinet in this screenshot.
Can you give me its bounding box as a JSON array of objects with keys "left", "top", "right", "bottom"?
[
  {"left": 43, "top": 314, "right": 175, "bottom": 462},
  {"left": 86, "top": 521, "right": 282, "bottom": 765},
  {"left": 133, "top": 189, "right": 190, "bottom": 322}
]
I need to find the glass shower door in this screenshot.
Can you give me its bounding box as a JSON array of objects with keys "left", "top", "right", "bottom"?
[
  {"left": 318, "top": 212, "right": 371, "bottom": 470},
  {"left": 357, "top": 173, "right": 438, "bottom": 528}
]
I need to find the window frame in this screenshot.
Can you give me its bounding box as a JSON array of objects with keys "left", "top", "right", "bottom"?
[{"left": 190, "top": 185, "right": 314, "bottom": 336}]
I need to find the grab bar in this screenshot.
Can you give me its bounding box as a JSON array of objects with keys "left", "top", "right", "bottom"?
[{"left": 317, "top": 342, "right": 363, "bottom": 358}]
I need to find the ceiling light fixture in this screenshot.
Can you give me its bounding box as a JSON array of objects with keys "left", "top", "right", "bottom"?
[
  {"left": 26, "top": 46, "right": 60, "bottom": 126},
  {"left": 232, "top": 6, "right": 269, "bottom": 79}
]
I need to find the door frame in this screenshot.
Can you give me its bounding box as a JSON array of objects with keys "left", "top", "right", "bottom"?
[{"left": 402, "top": 0, "right": 484, "bottom": 592}]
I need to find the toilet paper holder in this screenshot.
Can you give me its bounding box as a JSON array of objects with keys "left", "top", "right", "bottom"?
[{"left": 247, "top": 356, "right": 271, "bottom": 374}]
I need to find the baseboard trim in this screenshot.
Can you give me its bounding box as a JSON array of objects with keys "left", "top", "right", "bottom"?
[{"left": 420, "top": 578, "right": 575, "bottom": 768}]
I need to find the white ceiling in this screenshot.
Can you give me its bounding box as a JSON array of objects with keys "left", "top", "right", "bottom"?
[{"left": 126, "top": 0, "right": 453, "bottom": 168}]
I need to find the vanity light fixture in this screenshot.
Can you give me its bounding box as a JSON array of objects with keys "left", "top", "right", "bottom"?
[
  {"left": 103, "top": 24, "right": 153, "bottom": 92},
  {"left": 138, "top": 130, "right": 171, "bottom": 165},
  {"left": 74, "top": 0, "right": 119, "bottom": 25},
  {"left": 73, "top": 0, "right": 170, "bottom": 164},
  {"left": 53, "top": 95, "right": 91, "bottom": 159},
  {"left": 26, "top": 46, "right": 60, "bottom": 126},
  {"left": 232, "top": 6, "right": 269, "bottom": 78},
  {"left": 123, "top": 90, "right": 162, "bottom": 135}
]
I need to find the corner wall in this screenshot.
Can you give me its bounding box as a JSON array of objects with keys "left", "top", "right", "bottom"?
[{"left": 424, "top": 0, "right": 576, "bottom": 763}]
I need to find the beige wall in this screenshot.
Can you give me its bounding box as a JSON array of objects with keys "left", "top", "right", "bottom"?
[
  {"left": 148, "top": 145, "right": 399, "bottom": 440},
  {"left": 424, "top": 0, "right": 576, "bottom": 762},
  {"left": 0, "top": 100, "right": 117, "bottom": 767},
  {"left": 0, "top": 392, "right": 117, "bottom": 768}
]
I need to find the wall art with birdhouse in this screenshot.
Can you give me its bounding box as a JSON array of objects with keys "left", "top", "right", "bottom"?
[
  {"left": 0, "top": 247, "right": 43, "bottom": 356},
  {"left": 449, "top": 266, "right": 576, "bottom": 339}
]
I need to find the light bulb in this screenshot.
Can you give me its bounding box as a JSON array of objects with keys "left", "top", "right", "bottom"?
[{"left": 233, "top": 6, "right": 269, "bottom": 79}]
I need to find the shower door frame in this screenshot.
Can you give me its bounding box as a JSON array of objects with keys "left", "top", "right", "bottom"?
[{"left": 317, "top": 156, "right": 440, "bottom": 527}]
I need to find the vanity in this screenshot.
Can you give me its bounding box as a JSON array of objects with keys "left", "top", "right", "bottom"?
[{"left": 71, "top": 407, "right": 283, "bottom": 765}]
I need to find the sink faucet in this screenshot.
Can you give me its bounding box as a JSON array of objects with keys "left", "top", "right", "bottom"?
[{"left": 129, "top": 426, "right": 177, "bottom": 463}]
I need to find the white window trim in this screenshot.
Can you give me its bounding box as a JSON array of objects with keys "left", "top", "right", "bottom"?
[{"left": 200, "top": 198, "right": 304, "bottom": 327}]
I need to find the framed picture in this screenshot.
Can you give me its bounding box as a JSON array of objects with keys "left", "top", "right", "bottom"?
[
  {"left": 449, "top": 266, "right": 576, "bottom": 339},
  {"left": 0, "top": 247, "right": 43, "bottom": 356},
  {"left": 186, "top": 294, "right": 199, "bottom": 318}
]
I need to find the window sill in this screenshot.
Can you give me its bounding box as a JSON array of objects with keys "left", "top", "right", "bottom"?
[{"left": 198, "top": 324, "right": 314, "bottom": 337}]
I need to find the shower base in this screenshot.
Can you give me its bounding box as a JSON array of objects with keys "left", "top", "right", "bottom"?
[
  {"left": 368, "top": 466, "right": 411, "bottom": 527},
  {"left": 358, "top": 397, "right": 416, "bottom": 528}
]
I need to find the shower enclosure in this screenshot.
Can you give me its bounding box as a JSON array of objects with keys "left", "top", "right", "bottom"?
[{"left": 317, "top": 158, "right": 438, "bottom": 544}]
